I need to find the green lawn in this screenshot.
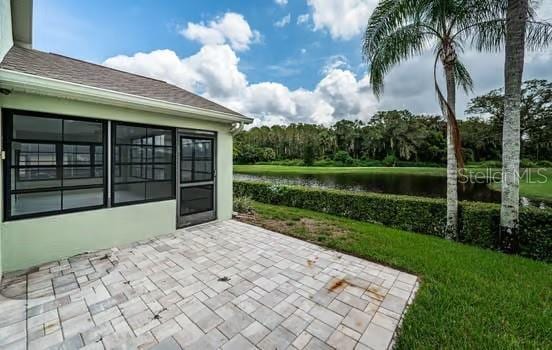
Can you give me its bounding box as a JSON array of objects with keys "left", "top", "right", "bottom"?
[
  {"left": 237, "top": 202, "right": 552, "bottom": 349},
  {"left": 488, "top": 168, "right": 552, "bottom": 201}
]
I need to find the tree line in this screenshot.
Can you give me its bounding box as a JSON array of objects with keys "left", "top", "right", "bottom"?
[{"left": 235, "top": 79, "right": 552, "bottom": 166}]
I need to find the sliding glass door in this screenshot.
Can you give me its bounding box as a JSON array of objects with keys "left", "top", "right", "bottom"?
[{"left": 177, "top": 131, "right": 216, "bottom": 227}]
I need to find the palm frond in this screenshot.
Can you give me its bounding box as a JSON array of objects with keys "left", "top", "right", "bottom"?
[
  {"left": 526, "top": 20, "right": 552, "bottom": 50},
  {"left": 453, "top": 59, "right": 473, "bottom": 94},
  {"left": 463, "top": 18, "right": 552, "bottom": 52},
  {"left": 459, "top": 0, "right": 507, "bottom": 23},
  {"left": 367, "top": 23, "right": 431, "bottom": 97},
  {"left": 363, "top": 0, "right": 427, "bottom": 58},
  {"left": 466, "top": 19, "right": 507, "bottom": 52}
]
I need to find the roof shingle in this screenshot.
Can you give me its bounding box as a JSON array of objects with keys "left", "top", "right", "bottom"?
[{"left": 0, "top": 46, "right": 246, "bottom": 118}]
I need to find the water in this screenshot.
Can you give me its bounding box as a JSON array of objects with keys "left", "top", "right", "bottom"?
[{"left": 234, "top": 172, "right": 549, "bottom": 208}]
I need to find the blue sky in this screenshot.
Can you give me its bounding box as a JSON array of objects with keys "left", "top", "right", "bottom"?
[
  {"left": 34, "top": 0, "right": 362, "bottom": 90},
  {"left": 33, "top": 0, "right": 552, "bottom": 126}
]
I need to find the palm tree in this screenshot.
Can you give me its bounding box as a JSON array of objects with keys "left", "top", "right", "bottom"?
[
  {"left": 500, "top": 0, "right": 528, "bottom": 248},
  {"left": 362, "top": 0, "right": 550, "bottom": 239},
  {"left": 362, "top": 0, "right": 500, "bottom": 239},
  {"left": 499, "top": 0, "right": 551, "bottom": 247}
]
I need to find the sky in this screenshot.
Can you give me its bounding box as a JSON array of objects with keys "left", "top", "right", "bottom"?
[{"left": 34, "top": 0, "right": 552, "bottom": 127}]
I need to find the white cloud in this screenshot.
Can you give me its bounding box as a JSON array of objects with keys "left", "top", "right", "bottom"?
[
  {"left": 316, "top": 69, "right": 361, "bottom": 118},
  {"left": 104, "top": 45, "right": 378, "bottom": 126},
  {"left": 103, "top": 4, "right": 552, "bottom": 126},
  {"left": 104, "top": 45, "right": 247, "bottom": 99},
  {"left": 322, "top": 55, "right": 350, "bottom": 74},
  {"left": 297, "top": 13, "right": 310, "bottom": 25},
  {"left": 274, "top": 0, "right": 288, "bottom": 6},
  {"left": 180, "top": 12, "right": 260, "bottom": 51},
  {"left": 274, "top": 14, "right": 291, "bottom": 28},
  {"left": 307, "top": 0, "right": 377, "bottom": 40}
]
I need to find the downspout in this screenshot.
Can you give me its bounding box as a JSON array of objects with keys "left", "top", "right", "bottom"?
[{"left": 230, "top": 121, "right": 245, "bottom": 136}]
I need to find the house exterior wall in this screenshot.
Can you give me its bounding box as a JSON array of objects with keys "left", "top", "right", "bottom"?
[
  {"left": 0, "top": 108, "right": 2, "bottom": 277},
  {"left": 0, "top": 91, "right": 234, "bottom": 272}
]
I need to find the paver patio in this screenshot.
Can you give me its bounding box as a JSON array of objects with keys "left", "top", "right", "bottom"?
[{"left": 0, "top": 220, "right": 418, "bottom": 350}]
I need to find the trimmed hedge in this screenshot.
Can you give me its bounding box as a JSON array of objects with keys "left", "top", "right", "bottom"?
[{"left": 234, "top": 181, "right": 552, "bottom": 262}]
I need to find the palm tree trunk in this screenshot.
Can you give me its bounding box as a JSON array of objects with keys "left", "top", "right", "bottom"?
[
  {"left": 444, "top": 64, "right": 458, "bottom": 239},
  {"left": 500, "top": 0, "right": 528, "bottom": 249}
]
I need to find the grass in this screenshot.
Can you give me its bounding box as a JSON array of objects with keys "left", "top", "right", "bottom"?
[
  {"left": 237, "top": 201, "right": 552, "bottom": 349},
  {"left": 487, "top": 168, "right": 552, "bottom": 201}
]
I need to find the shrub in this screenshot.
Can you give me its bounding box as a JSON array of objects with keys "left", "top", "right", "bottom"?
[
  {"left": 256, "top": 159, "right": 304, "bottom": 166},
  {"left": 234, "top": 181, "right": 552, "bottom": 262},
  {"left": 312, "top": 159, "right": 336, "bottom": 167},
  {"left": 334, "top": 151, "right": 354, "bottom": 165},
  {"left": 470, "top": 160, "right": 502, "bottom": 168},
  {"left": 261, "top": 148, "right": 276, "bottom": 162},
  {"left": 383, "top": 154, "right": 397, "bottom": 167},
  {"left": 535, "top": 160, "right": 552, "bottom": 168},
  {"left": 233, "top": 195, "right": 254, "bottom": 214},
  {"left": 521, "top": 159, "right": 538, "bottom": 168},
  {"left": 395, "top": 160, "right": 442, "bottom": 168}
]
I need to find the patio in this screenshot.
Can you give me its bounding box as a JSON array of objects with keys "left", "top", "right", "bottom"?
[{"left": 0, "top": 220, "right": 418, "bottom": 350}]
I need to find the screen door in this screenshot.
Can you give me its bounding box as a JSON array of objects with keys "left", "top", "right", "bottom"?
[{"left": 177, "top": 132, "right": 216, "bottom": 227}]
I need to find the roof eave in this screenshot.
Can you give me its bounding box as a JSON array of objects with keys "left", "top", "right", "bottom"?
[
  {"left": 0, "top": 68, "right": 253, "bottom": 124},
  {"left": 12, "top": 0, "right": 33, "bottom": 49}
]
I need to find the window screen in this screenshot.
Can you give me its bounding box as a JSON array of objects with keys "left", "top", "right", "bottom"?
[
  {"left": 112, "top": 122, "right": 175, "bottom": 205},
  {"left": 4, "top": 111, "right": 106, "bottom": 219},
  {"left": 180, "top": 138, "right": 214, "bottom": 183}
]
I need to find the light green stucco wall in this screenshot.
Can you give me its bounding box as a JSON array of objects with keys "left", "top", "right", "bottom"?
[
  {"left": 0, "top": 108, "right": 3, "bottom": 277},
  {"left": 0, "top": 0, "right": 13, "bottom": 61},
  {"left": 0, "top": 92, "right": 235, "bottom": 272},
  {"left": 2, "top": 201, "right": 176, "bottom": 272}
]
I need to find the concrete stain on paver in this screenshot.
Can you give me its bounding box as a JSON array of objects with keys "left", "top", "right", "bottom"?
[{"left": 0, "top": 220, "right": 419, "bottom": 349}]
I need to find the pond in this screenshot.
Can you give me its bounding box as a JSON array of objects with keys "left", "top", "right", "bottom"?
[{"left": 234, "top": 172, "right": 549, "bottom": 208}]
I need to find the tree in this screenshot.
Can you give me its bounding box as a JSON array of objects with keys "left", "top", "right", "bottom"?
[
  {"left": 233, "top": 89, "right": 551, "bottom": 166},
  {"left": 366, "top": 110, "right": 428, "bottom": 161},
  {"left": 466, "top": 79, "right": 552, "bottom": 160},
  {"left": 303, "top": 144, "right": 316, "bottom": 166},
  {"left": 362, "top": 0, "right": 504, "bottom": 239},
  {"left": 500, "top": 0, "right": 528, "bottom": 249},
  {"left": 468, "top": 0, "right": 552, "bottom": 243},
  {"left": 333, "top": 120, "right": 363, "bottom": 158}
]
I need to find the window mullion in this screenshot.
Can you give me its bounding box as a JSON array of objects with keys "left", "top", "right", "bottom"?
[
  {"left": 89, "top": 144, "right": 95, "bottom": 179},
  {"left": 107, "top": 120, "right": 112, "bottom": 207},
  {"left": 59, "top": 120, "right": 64, "bottom": 210},
  {"left": 192, "top": 139, "right": 196, "bottom": 182}
]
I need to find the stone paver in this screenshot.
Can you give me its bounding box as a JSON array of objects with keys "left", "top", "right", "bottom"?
[{"left": 0, "top": 220, "right": 418, "bottom": 349}]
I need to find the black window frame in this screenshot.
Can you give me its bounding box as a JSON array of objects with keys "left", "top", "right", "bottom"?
[
  {"left": 111, "top": 121, "right": 176, "bottom": 207},
  {"left": 2, "top": 109, "right": 108, "bottom": 221}
]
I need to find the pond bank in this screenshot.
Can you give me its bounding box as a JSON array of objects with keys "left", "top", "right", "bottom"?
[{"left": 234, "top": 165, "right": 552, "bottom": 202}]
